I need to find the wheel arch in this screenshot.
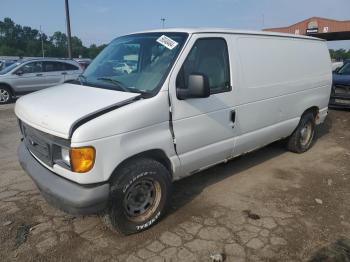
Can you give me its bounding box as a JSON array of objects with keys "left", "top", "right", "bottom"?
[
  {"left": 287, "top": 105, "right": 319, "bottom": 139},
  {"left": 109, "top": 149, "right": 173, "bottom": 182},
  {"left": 302, "top": 106, "right": 319, "bottom": 118}
]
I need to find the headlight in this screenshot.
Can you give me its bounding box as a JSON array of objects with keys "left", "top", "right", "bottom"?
[
  {"left": 70, "top": 147, "right": 95, "bottom": 173},
  {"left": 61, "top": 148, "right": 71, "bottom": 166}
]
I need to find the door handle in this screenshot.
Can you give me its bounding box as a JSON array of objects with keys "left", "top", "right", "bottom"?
[
  {"left": 36, "top": 73, "right": 43, "bottom": 77},
  {"left": 230, "top": 110, "right": 236, "bottom": 128},
  {"left": 61, "top": 72, "right": 67, "bottom": 75}
]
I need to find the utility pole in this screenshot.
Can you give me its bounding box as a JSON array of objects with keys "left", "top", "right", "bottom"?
[
  {"left": 161, "top": 18, "right": 166, "bottom": 29},
  {"left": 65, "top": 0, "right": 72, "bottom": 58},
  {"left": 40, "top": 25, "right": 45, "bottom": 57}
]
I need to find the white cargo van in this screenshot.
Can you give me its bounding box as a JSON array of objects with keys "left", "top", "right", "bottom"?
[{"left": 16, "top": 29, "right": 332, "bottom": 234}]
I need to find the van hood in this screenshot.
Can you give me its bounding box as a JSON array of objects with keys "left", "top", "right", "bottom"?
[{"left": 15, "top": 83, "right": 141, "bottom": 139}]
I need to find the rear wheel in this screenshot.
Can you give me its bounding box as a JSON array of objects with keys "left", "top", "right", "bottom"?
[
  {"left": 102, "top": 158, "right": 172, "bottom": 235},
  {"left": 0, "top": 86, "right": 12, "bottom": 104},
  {"left": 287, "top": 112, "right": 316, "bottom": 153}
]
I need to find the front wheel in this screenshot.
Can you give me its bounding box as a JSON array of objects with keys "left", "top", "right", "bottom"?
[
  {"left": 102, "top": 158, "right": 172, "bottom": 235},
  {"left": 0, "top": 86, "right": 12, "bottom": 104},
  {"left": 286, "top": 112, "right": 316, "bottom": 153}
]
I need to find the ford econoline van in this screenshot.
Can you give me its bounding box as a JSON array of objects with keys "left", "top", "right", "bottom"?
[{"left": 16, "top": 29, "right": 332, "bottom": 235}]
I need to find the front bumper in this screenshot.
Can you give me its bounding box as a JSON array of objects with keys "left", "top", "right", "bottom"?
[
  {"left": 329, "top": 85, "right": 350, "bottom": 109},
  {"left": 17, "top": 142, "right": 109, "bottom": 215},
  {"left": 329, "top": 94, "right": 350, "bottom": 109}
]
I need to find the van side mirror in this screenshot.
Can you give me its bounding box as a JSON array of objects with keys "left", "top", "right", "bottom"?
[{"left": 177, "top": 74, "right": 210, "bottom": 100}]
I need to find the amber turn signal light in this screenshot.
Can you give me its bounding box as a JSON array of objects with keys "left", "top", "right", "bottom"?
[{"left": 70, "top": 147, "right": 95, "bottom": 173}]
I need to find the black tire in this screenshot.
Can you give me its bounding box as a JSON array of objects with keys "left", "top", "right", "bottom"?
[
  {"left": 102, "top": 158, "right": 172, "bottom": 235},
  {"left": 287, "top": 112, "right": 316, "bottom": 153},
  {"left": 0, "top": 85, "right": 13, "bottom": 104}
]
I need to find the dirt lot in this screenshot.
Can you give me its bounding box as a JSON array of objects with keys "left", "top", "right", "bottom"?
[{"left": 0, "top": 104, "right": 349, "bottom": 262}]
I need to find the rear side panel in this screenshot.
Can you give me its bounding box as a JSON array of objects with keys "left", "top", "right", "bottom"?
[{"left": 231, "top": 35, "right": 331, "bottom": 155}]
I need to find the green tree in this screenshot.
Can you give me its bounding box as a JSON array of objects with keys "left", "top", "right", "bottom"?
[
  {"left": 88, "top": 43, "right": 107, "bottom": 58},
  {"left": 0, "top": 17, "right": 107, "bottom": 58},
  {"left": 329, "top": 49, "right": 350, "bottom": 61}
]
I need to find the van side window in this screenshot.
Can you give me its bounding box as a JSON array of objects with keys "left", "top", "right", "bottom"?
[{"left": 176, "top": 38, "right": 231, "bottom": 94}]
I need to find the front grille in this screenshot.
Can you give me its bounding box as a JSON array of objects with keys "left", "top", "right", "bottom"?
[
  {"left": 22, "top": 123, "right": 52, "bottom": 165},
  {"left": 334, "top": 85, "right": 350, "bottom": 95},
  {"left": 19, "top": 120, "right": 70, "bottom": 167}
]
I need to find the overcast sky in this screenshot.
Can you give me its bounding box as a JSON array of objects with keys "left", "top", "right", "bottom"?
[{"left": 1, "top": 0, "right": 350, "bottom": 49}]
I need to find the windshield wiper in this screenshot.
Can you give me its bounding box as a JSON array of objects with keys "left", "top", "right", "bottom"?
[
  {"left": 97, "top": 77, "right": 129, "bottom": 92},
  {"left": 97, "top": 77, "right": 150, "bottom": 96}
]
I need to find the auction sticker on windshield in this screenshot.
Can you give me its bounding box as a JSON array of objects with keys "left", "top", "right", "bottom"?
[{"left": 156, "top": 35, "right": 178, "bottom": 50}]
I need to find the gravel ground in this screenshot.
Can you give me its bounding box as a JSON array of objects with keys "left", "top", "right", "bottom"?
[{"left": 0, "top": 104, "right": 349, "bottom": 262}]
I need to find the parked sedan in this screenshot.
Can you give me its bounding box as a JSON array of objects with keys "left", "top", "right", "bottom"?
[
  {"left": 0, "top": 58, "right": 83, "bottom": 104},
  {"left": 330, "top": 60, "right": 350, "bottom": 108}
]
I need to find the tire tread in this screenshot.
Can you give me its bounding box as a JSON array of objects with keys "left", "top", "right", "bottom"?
[
  {"left": 287, "top": 112, "right": 316, "bottom": 153},
  {"left": 101, "top": 158, "right": 172, "bottom": 235}
]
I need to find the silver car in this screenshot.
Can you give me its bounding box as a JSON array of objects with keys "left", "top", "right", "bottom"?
[{"left": 0, "top": 58, "right": 83, "bottom": 104}]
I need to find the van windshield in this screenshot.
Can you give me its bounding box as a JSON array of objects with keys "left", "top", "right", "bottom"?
[{"left": 82, "top": 32, "right": 188, "bottom": 96}]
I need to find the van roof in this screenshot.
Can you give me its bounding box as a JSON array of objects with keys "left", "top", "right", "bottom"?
[{"left": 132, "top": 28, "right": 324, "bottom": 41}]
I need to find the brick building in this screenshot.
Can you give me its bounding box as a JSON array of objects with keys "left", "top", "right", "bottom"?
[{"left": 264, "top": 17, "right": 350, "bottom": 41}]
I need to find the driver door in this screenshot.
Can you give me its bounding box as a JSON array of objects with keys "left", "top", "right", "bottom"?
[
  {"left": 12, "top": 61, "right": 45, "bottom": 93},
  {"left": 169, "top": 34, "right": 238, "bottom": 176}
]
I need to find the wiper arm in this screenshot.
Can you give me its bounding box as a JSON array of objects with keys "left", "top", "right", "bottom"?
[
  {"left": 97, "top": 77, "right": 129, "bottom": 92},
  {"left": 97, "top": 77, "right": 150, "bottom": 96}
]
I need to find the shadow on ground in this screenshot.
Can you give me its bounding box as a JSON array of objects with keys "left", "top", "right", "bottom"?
[
  {"left": 169, "top": 115, "right": 332, "bottom": 216},
  {"left": 309, "top": 238, "right": 350, "bottom": 262}
]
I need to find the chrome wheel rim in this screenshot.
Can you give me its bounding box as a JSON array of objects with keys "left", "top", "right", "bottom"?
[
  {"left": 123, "top": 178, "right": 161, "bottom": 222},
  {"left": 300, "top": 121, "right": 313, "bottom": 146},
  {"left": 0, "top": 88, "right": 10, "bottom": 103}
]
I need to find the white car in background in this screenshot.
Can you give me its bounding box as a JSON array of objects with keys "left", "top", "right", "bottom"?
[{"left": 113, "top": 62, "right": 134, "bottom": 74}]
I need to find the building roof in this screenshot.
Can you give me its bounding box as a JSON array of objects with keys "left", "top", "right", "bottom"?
[
  {"left": 263, "top": 17, "right": 350, "bottom": 41},
  {"left": 264, "top": 17, "right": 350, "bottom": 31}
]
